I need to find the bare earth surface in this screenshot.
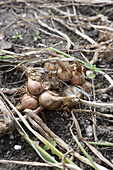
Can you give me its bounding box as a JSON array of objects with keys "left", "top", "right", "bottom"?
[{"left": 0, "top": 0, "right": 113, "bottom": 170}]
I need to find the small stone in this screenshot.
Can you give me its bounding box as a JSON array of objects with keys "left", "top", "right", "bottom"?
[
  {"left": 85, "top": 119, "right": 90, "bottom": 125},
  {"left": 0, "top": 22, "right": 3, "bottom": 27},
  {"left": 22, "top": 14, "right": 26, "bottom": 18},
  {"left": 86, "top": 70, "right": 93, "bottom": 77},
  {"left": 9, "top": 134, "right": 14, "bottom": 140},
  {"left": 101, "top": 108, "right": 108, "bottom": 112},
  {"left": 98, "top": 58, "right": 102, "bottom": 62},
  {"left": 101, "top": 93, "right": 108, "bottom": 100},
  {"left": 14, "top": 145, "right": 22, "bottom": 150},
  {"left": 92, "top": 29, "right": 99, "bottom": 36},
  {"left": 9, "top": 141, "right": 12, "bottom": 145},
  {"left": 9, "top": 18, "right": 13, "bottom": 21},
  {"left": 19, "top": 23, "right": 25, "bottom": 28},
  {"left": 85, "top": 125, "right": 93, "bottom": 137}
]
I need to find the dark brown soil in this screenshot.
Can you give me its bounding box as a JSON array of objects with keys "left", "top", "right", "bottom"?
[{"left": 0, "top": 1, "right": 113, "bottom": 170}]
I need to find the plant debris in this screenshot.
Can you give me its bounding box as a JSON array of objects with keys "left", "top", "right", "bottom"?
[{"left": 0, "top": 0, "right": 113, "bottom": 170}]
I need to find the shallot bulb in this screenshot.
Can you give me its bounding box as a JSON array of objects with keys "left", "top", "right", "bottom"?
[
  {"left": 45, "top": 62, "right": 57, "bottom": 71},
  {"left": 69, "top": 71, "right": 85, "bottom": 86},
  {"left": 39, "top": 90, "right": 79, "bottom": 110},
  {"left": 39, "top": 91, "right": 61, "bottom": 110},
  {"left": 69, "top": 61, "right": 85, "bottom": 86},
  {"left": 17, "top": 94, "right": 39, "bottom": 111},
  {"left": 82, "top": 82, "right": 92, "bottom": 94},
  {"left": 63, "top": 86, "right": 82, "bottom": 107},
  {"left": 56, "top": 59, "right": 72, "bottom": 81},
  {"left": 27, "top": 78, "right": 43, "bottom": 96}
]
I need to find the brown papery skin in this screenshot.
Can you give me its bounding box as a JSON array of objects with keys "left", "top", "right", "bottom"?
[
  {"left": 45, "top": 62, "right": 57, "bottom": 71},
  {"left": 69, "top": 71, "right": 85, "bottom": 86},
  {"left": 56, "top": 59, "right": 72, "bottom": 81},
  {"left": 17, "top": 94, "right": 39, "bottom": 111},
  {"left": 39, "top": 91, "right": 61, "bottom": 110},
  {"left": 57, "top": 68, "right": 72, "bottom": 82},
  {"left": 63, "top": 86, "right": 82, "bottom": 107},
  {"left": 82, "top": 82, "right": 92, "bottom": 94},
  {"left": 27, "top": 78, "right": 43, "bottom": 96}
]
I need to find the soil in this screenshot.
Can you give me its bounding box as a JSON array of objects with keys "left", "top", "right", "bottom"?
[{"left": 0, "top": 0, "right": 113, "bottom": 170}]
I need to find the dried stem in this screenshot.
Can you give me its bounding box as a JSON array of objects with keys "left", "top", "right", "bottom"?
[{"left": 79, "top": 99, "right": 113, "bottom": 108}]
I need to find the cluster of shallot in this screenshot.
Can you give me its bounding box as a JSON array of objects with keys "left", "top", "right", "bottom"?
[{"left": 17, "top": 57, "right": 90, "bottom": 111}]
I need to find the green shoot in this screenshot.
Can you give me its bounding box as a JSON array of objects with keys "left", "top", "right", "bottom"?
[
  {"left": 49, "top": 47, "right": 100, "bottom": 79},
  {"left": 43, "top": 141, "right": 57, "bottom": 154},
  {"left": 75, "top": 138, "right": 99, "bottom": 170},
  {"left": 0, "top": 56, "right": 12, "bottom": 59},
  {"left": 12, "top": 32, "right": 23, "bottom": 40},
  {"left": 47, "top": 9, "right": 52, "bottom": 15},
  {"left": 89, "top": 142, "right": 113, "bottom": 147},
  {"left": 34, "top": 31, "right": 41, "bottom": 41},
  {"left": 84, "top": 62, "right": 100, "bottom": 79}
]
